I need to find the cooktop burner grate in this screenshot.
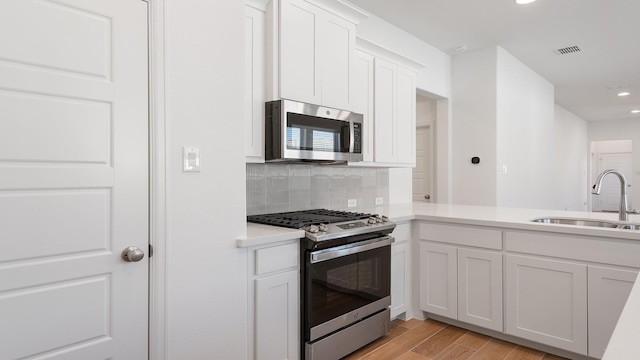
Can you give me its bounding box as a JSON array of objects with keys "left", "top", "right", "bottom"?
[{"left": 247, "top": 209, "right": 373, "bottom": 229}]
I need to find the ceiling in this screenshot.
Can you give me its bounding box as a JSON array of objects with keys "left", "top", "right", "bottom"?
[{"left": 348, "top": 0, "right": 640, "bottom": 122}]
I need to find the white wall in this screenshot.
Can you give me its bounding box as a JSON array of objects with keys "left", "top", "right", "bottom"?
[
  {"left": 451, "top": 47, "right": 498, "bottom": 206},
  {"left": 589, "top": 119, "right": 640, "bottom": 207},
  {"left": 553, "top": 105, "right": 589, "bottom": 211},
  {"left": 164, "top": 1, "right": 247, "bottom": 359},
  {"left": 355, "top": 16, "right": 451, "bottom": 98},
  {"left": 496, "top": 47, "right": 555, "bottom": 209}
]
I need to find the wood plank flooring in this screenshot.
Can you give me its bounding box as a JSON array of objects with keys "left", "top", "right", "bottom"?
[{"left": 343, "top": 318, "right": 570, "bottom": 360}]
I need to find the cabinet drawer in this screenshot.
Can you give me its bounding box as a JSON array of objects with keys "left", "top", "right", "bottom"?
[
  {"left": 255, "top": 242, "right": 299, "bottom": 275},
  {"left": 419, "top": 222, "right": 502, "bottom": 250},
  {"left": 393, "top": 222, "right": 411, "bottom": 242}
]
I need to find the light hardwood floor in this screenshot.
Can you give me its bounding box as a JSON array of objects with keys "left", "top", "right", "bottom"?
[{"left": 343, "top": 318, "right": 570, "bottom": 360}]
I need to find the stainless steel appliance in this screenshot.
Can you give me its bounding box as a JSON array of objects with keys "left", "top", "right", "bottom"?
[
  {"left": 247, "top": 209, "right": 395, "bottom": 359},
  {"left": 265, "top": 99, "right": 363, "bottom": 163}
]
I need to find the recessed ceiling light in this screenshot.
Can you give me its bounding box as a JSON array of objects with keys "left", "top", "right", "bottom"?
[
  {"left": 618, "top": 92, "right": 631, "bottom": 97},
  {"left": 632, "top": 110, "right": 640, "bottom": 114},
  {"left": 515, "top": 0, "right": 536, "bottom": 4}
]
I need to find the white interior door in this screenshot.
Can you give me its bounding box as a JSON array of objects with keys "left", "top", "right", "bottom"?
[
  {"left": 413, "top": 125, "right": 432, "bottom": 201},
  {"left": 0, "top": 0, "right": 149, "bottom": 359},
  {"left": 598, "top": 153, "right": 633, "bottom": 211}
]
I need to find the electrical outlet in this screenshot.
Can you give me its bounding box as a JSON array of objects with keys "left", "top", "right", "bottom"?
[
  {"left": 347, "top": 199, "right": 357, "bottom": 208},
  {"left": 375, "top": 197, "right": 384, "bottom": 205},
  {"left": 501, "top": 165, "right": 508, "bottom": 175}
]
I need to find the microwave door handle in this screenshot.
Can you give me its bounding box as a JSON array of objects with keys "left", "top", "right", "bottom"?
[
  {"left": 310, "top": 236, "right": 394, "bottom": 264},
  {"left": 341, "top": 123, "right": 351, "bottom": 153}
]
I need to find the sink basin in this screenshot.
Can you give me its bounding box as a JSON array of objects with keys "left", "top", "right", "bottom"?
[
  {"left": 531, "top": 217, "right": 640, "bottom": 230},
  {"left": 531, "top": 217, "right": 619, "bottom": 228}
]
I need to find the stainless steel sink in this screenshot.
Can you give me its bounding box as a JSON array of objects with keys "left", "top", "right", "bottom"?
[{"left": 531, "top": 217, "right": 640, "bottom": 230}]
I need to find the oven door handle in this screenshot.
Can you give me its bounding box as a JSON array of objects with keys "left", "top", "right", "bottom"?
[{"left": 310, "top": 236, "right": 394, "bottom": 264}]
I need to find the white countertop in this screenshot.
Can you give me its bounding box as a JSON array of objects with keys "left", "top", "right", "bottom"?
[
  {"left": 238, "top": 202, "right": 640, "bottom": 357},
  {"left": 239, "top": 202, "right": 640, "bottom": 247}
]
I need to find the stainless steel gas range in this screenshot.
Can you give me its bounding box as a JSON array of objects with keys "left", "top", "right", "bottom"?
[{"left": 248, "top": 209, "right": 396, "bottom": 360}]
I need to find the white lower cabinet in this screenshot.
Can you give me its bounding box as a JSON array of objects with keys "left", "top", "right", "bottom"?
[
  {"left": 255, "top": 270, "right": 299, "bottom": 360},
  {"left": 505, "top": 254, "right": 588, "bottom": 355},
  {"left": 588, "top": 266, "right": 639, "bottom": 358},
  {"left": 249, "top": 241, "right": 300, "bottom": 360},
  {"left": 419, "top": 242, "right": 457, "bottom": 318},
  {"left": 390, "top": 222, "right": 412, "bottom": 318},
  {"left": 418, "top": 222, "right": 503, "bottom": 332},
  {"left": 457, "top": 248, "right": 502, "bottom": 332}
]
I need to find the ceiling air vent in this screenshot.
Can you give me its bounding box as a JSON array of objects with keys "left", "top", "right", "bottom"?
[{"left": 553, "top": 45, "right": 581, "bottom": 55}]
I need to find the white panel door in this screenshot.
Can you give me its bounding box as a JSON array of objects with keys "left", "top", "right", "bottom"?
[
  {"left": 413, "top": 126, "right": 432, "bottom": 201},
  {"left": 0, "top": 0, "right": 149, "bottom": 359},
  {"left": 419, "top": 242, "right": 457, "bottom": 318},
  {"left": 457, "top": 248, "right": 503, "bottom": 332},
  {"left": 588, "top": 266, "right": 638, "bottom": 358},
  {"left": 505, "top": 255, "right": 587, "bottom": 355}
]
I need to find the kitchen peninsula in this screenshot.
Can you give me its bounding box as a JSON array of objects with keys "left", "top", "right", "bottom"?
[{"left": 239, "top": 203, "right": 640, "bottom": 360}]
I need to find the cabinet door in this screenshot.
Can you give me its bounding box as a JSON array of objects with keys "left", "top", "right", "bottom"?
[
  {"left": 419, "top": 242, "right": 457, "bottom": 318},
  {"left": 353, "top": 50, "right": 374, "bottom": 162},
  {"left": 373, "top": 57, "right": 397, "bottom": 163},
  {"left": 255, "top": 270, "right": 299, "bottom": 360},
  {"left": 505, "top": 255, "right": 587, "bottom": 355},
  {"left": 279, "top": 0, "right": 321, "bottom": 105},
  {"left": 319, "top": 14, "right": 355, "bottom": 110},
  {"left": 395, "top": 66, "right": 416, "bottom": 165},
  {"left": 245, "top": 5, "right": 265, "bottom": 161},
  {"left": 391, "top": 241, "right": 410, "bottom": 318},
  {"left": 588, "top": 266, "right": 638, "bottom": 358},
  {"left": 458, "top": 248, "right": 503, "bottom": 332}
]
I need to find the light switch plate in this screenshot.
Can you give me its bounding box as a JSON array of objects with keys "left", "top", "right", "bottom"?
[
  {"left": 347, "top": 199, "right": 357, "bottom": 208},
  {"left": 183, "top": 146, "right": 200, "bottom": 172},
  {"left": 375, "top": 197, "right": 384, "bottom": 205}
]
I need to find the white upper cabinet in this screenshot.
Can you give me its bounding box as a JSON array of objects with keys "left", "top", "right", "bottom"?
[
  {"left": 271, "top": 0, "right": 366, "bottom": 110},
  {"left": 352, "top": 50, "right": 374, "bottom": 162},
  {"left": 245, "top": 4, "right": 266, "bottom": 162},
  {"left": 353, "top": 39, "right": 424, "bottom": 167}
]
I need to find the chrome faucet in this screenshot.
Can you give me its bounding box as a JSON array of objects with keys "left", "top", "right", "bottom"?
[{"left": 592, "top": 169, "right": 629, "bottom": 222}]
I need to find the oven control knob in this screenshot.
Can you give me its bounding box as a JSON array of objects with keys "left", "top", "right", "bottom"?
[
  {"left": 375, "top": 216, "right": 384, "bottom": 223},
  {"left": 308, "top": 225, "right": 319, "bottom": 233},
  {"left": 381, "top": 216, "right": 389, "bottom": 222},
  {"left": 367, "top": 217, "right": 377, "bottom": 224},
  {"left": 318, "top": 224, "right": 328, "bottom": 232}
]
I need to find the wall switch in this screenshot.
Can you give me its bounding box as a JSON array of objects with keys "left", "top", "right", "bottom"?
[
  {"left": 347, "top": 199, "right": 357, "bottom": 208},
  {"left": 375, "top": 197, "right": 384, "bottom": 205},
  {"left": 183, "top": 146, "right": 200, "bottom": 172},
  {"left": 501, "top": 165, "right": 508, "bottom": 175}
]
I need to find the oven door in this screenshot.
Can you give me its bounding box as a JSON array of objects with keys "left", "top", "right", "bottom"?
[{"left": 304, "top": 236, "right": 393, "bottom": 342}]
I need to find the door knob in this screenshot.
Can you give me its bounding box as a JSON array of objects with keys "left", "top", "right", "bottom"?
[
  {"left": 122, "top": 246, "right": 145, "bottom": 262},
  {"left": 424, "top": 195, "right": 431, "bottom": 200}
]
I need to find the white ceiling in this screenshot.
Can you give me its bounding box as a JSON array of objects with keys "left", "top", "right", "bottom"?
[{"left": 348, "top": 0, "right": 640, "bottom": 122}]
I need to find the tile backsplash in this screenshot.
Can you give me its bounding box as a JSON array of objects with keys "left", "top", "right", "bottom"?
[{"left": 246, "top": 164, "right": 389, "bottom": 215}]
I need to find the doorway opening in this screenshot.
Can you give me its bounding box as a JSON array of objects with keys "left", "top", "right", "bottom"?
[
  {"left": 413, "top": 92, "right": 438, "bottom": 202},
  {"left": 590, "top": 139, "right": 633, "bottom": 212}
]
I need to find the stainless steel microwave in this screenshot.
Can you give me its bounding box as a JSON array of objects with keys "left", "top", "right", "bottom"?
[{"left": 265, "top": 99, "right": 363, "bottom": 163}]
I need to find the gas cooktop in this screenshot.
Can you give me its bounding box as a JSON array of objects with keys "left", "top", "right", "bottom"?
[
  {"left": 247, "top": 209, "right": 374, "bottom": 228},
  {"left": 247, "top": 209, "right": 395, "bottom": 243}
]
